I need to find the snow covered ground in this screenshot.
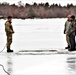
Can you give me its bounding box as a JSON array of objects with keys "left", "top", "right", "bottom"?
[
  {"left": 0, "top": 18, "right": 67, "bottom": 52},
  {"left": 0, "top": 19, "right": 76, "bottom": 75}
]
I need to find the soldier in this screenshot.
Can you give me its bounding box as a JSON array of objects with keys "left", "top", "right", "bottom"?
[
  {"left": 64, "top": 15, "right": 72, "bottom": 49},
  {"left": 5, "top": 16, "right": 14, "bottom": 52},
  {"left": 68, "top": 15, "right": 76, "bottom": 51}
]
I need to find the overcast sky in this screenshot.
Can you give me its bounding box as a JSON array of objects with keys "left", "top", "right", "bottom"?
[{"left": 0, "top": 0, "right": 76, "bottom": 6}]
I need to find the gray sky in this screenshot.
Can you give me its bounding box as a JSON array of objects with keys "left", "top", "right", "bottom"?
[{"left": 0, "top": 0, "right": 76, "bottom": 6}]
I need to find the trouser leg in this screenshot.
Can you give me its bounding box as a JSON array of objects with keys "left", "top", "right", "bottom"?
[
  {"left": 7, "top": 34, "right": 12, "bottom": 50},
  {"left": 69, "top": 33, "right": 75, "bottom": 50},
  {"left": 66, "top": 34, "right": 70, "bottom": 47}
]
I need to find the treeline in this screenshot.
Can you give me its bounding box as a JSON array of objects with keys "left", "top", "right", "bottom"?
[{"left": 0, "top": 1, "right": 76, "bottom": 19}]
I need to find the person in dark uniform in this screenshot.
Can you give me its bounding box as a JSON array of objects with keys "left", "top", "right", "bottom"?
[
  {"left": 68, "top": 15, "right": 76, "bottom": 51},
  {"left": 5, "top": 16, "right": 15, "bottom": 52}
]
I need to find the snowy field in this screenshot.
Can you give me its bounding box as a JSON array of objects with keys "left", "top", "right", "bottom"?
[
  {"left": 0, "top": 19, "right": 76, "bottom": 75},
  {"left": 0, "top": 18, "right": 67, "bottom": 52}
]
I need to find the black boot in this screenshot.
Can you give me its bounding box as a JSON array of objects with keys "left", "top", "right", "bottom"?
[
  {"left": 68, "top": 48, "right": 76, "bottom": 52},
  {"left": 7, "top": 47, "right": 13, "bottom": 53},
  {"left": 65, "top": 45, "right": 70, "bottom": 49},
  {"left": 7, "top": 49, "right": 13, "bottom": 52}
]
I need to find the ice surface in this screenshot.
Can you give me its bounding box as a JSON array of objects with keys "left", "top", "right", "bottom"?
[
  {"left": 0, "top": 53, "right": 76, "bottom": 75},
  {"left": 0, "top": 19, "right": 76, "bottom": 75},
  {"left": 0, "top": 18, "right": 67, "bottom": 52}
]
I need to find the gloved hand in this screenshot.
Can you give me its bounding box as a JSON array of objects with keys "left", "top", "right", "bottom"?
[{"left": 12, "top": 31, "right": 15, "bottom": 34}]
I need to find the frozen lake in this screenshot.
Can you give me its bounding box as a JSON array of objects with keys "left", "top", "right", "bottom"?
[
  {"left": 0, "top": 19, "right": 76, "bottom": 75},
  {"left": 0, "top": 18, "right": 67, "bottom": 52},
  {"left": 0, "top": 53, "right": 76, "bottom": 75}
]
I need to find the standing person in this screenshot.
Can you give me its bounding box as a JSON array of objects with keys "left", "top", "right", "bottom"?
[
  {"left": 64, "top": 15, "right": 72, "bottom": 49},
  {"left": 68, "top": 15, "right": 76, "bottom": 51},
  {"left": 5, "top": 16, "right": 14, "bottom": 52}
]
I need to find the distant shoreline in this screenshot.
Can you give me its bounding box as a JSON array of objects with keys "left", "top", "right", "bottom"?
[
  {"left": 0, "top": 2, "right": 76, "bottom": 19},
  {"left": 13, "top": 17, "right": 67, "bottom": 19}
]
